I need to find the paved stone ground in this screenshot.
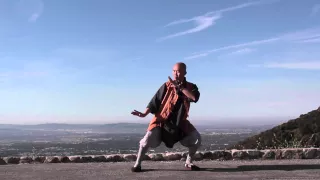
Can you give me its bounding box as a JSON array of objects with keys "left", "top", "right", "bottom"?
[{"left": 1, "top": 159, "right": 320, "bottom": 180}]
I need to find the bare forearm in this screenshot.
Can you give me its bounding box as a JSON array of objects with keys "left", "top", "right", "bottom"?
[
  {"left": 180, "top": 88, "right": 196, "bottom": 101},
  {"left": 143, "top": 108, "right": 151, "bottom": 116},
  {"left": 131, "top": 108, "right": 151, "bottom": 118}
]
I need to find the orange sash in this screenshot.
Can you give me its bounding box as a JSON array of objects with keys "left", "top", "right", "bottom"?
[{"left": 147, "top": 80, "right": 196, "bottom": 134}]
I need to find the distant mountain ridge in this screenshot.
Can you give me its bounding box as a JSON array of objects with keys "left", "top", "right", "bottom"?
[
  {"left": 0, "top": 123, "right": 149, "bottom": 134},
  {"left": 229, "top": 106, "right": 320, "bottom": 150},
  {"left": 0, "top": 122, "right": 275, "bottom": 135},
  {"left": 0, "top": 122, "right": 146, "bottom": 129}
]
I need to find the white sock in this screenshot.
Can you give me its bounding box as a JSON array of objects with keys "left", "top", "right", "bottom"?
[
  {"left": 186, "top": 146, "right": 197, "bottom": 165},
  {"left": 186, "top": 155, "right": 193, "bottom": 165},
  {"left": 134, "top": 145, "right": 148, "bottom": 167}
]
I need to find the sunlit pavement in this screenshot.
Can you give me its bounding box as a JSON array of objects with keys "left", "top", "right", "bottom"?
[{"left": 1, "top": 159, "right": 320, "bottom": 180}]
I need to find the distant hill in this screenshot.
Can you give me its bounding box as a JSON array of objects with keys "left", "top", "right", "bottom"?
[
  {"left": 0, "top": 123, "right": 148, "bottom": 134},
  {"left": 228, "top": 106, "right": 320, "bottom": 150},
  {"left": 0, "top": 123, "right": 97, "bottom": 130},
  {"left": 0, "top": 122, "right": 274, "bottom": 134}
]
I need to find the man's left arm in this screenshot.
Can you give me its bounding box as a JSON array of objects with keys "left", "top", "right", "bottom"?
[{"left": 180, "top": 84, "right": 200, "bottom": 103}]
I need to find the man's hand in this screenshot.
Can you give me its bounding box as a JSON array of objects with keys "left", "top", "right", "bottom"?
[
  {"left": 131, "top": 110, "right": 147, "bottom": 118},
  {"left": 168, "top": 76, "right": 182, "bottom": 89},
  {"left": 168, "top": 76, "right": 197, "bottom": 101}
]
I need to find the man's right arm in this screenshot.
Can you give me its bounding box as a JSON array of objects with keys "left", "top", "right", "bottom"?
[{"left": 146, "top": 83, "right": 167, "bottom": 115}]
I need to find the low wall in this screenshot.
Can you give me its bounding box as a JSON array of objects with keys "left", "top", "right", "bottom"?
[{"left": 1, "top": 148, "right": 320, "bottom": 165}]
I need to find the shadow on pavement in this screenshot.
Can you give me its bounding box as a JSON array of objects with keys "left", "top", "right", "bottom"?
[
  {"left": 142, "top": 164, "right": 320, "bottom": 172},
  {"left": 203, "top": 164, "right": 320, "bottom": 172}
]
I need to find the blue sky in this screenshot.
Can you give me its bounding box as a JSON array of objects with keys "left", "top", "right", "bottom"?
[{"left": 1, "top": 0, "right": 320, "bottom": 125}]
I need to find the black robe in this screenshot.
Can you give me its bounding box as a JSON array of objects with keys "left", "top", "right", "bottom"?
[{"left": 146, "top": 79, "right": 200, "bottom": 147}]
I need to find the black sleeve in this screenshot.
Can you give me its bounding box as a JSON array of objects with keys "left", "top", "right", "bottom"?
[
  {"left": 146, "top": 83, "right": 167, "bottom": 114},
  {"left": 189, "top": 84, "right": 200, "bottom": 103}
]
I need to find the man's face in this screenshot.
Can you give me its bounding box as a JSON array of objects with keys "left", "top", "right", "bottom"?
[{"left": 172, "top": 64, "right": 186, "bottom": 82}]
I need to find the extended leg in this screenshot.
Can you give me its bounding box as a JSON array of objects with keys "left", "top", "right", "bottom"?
[
  {"left": 133, "top": 143, "right": 148, "bottom": 168},
  {"left": 180, "top": 129, "right": 202, "bottom": 170},
  {"left": 132, "top": 127, "right": 161, "bottom": 172}
]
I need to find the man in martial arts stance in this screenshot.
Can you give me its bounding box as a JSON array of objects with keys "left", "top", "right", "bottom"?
[{"left": 131, "top": 62, "right": 201, "bottom": 172}]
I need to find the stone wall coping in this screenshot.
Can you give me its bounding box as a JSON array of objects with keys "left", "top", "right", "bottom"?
[{"left": 1, "top": 148, "right": 319, "bottom": 165}]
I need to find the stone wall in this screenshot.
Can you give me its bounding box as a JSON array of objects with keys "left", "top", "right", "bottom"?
[{"left": 1, "top": 148, "right": 320, "bottom": 165}]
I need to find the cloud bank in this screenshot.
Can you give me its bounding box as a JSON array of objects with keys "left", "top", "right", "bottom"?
[
  {"left": 157, "top": 1, "right": 269, "bottom": 41},
  {"left": 157, "top": 15, "right": 221, "bottom": 42},
  {"left": 184, "top": 27, "right": 320, "bottom": 60},
  {"left": 251, "top": 61, "right": 320, "bottom": 70},
  {"left": 15, "top": 0, "right": 44, "bottom": 22}
]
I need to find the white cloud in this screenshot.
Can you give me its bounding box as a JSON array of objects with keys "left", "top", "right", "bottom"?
[
  {"left": 28, "top": 13, "right": 41, "bottom": 22},
  {"left": 311, "top": 4, "right": 320, "bottom": 16},
  {"left": 297, "top": 36, "right": 320, "bottom": 43},
  {"left": 251, "top": 61, "right": 320, "bottom": 70},
  {"left": 281, "top": 28, "right": 320, "bottom": 43},
  {"left": 129, "top": 56, "right": 144, "bottom": 61},
  {"left": 157, "top": 1, "right": 271, "bottom": 41},
  {"left": 229, "top": 48, "right": 255, "bottom": 55},
  {"left": 164, "top": 1, "right": 266, "bottom": 27},
  {"left": 15, "top": 0, "right": 44, "bottom": 22},
  {"left": 157, "top": 15, "right": 221, "bottom": 42},
  {"left": 184, "top": 53, "right": 210, "bottom": 60},
  {"left": 185, "top": 37, "right": 278, "bottom": 60},
  {"left": 184, "top": 27, "right": 320, "bottom": 60},
  {"left": 215, "top": 48, "right": 256, "bottom": 59}
]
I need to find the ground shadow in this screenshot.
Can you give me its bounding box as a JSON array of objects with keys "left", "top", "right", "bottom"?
[{"left": 141, "top": 164, "right": 320, "bottom": 172}]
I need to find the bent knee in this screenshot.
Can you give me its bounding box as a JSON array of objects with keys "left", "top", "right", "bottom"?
[
  {"left": 180, "top": 130, "right": 202, "bottom": 147},
  {"left": 139, "top": 128, "right": 162, "bottom": 148},
  {"left": 140, "top": 138, "right": 161, "bottom": 148},
  {"left": 193, "top": 131, "right": 202, "bottom": 147}
]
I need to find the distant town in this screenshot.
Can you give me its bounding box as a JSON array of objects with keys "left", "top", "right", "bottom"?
[{"left": 0, "top": 123, "right": 275, "bottom": 157}]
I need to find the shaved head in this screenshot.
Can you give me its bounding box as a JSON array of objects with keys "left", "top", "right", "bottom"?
[
  {"left": 172, "top": 62, "right": 187, "bottom": 81},
  {"left": 175, "top": 62, "right": 186, "bottom": 72}
]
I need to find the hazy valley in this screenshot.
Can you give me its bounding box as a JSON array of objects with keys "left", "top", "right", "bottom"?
[{"left": 0, "top": 123, "right": 275, "bottom": 157}]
